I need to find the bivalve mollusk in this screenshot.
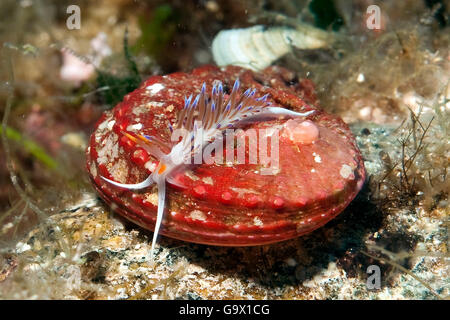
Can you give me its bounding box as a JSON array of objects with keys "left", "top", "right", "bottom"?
[{"left": 86, "top": 65, "right": 365, "bottom": 255}]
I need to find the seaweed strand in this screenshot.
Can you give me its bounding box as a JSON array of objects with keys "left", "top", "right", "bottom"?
[{"left": 1, "top": 45, "right": 47, "bottom": 219}]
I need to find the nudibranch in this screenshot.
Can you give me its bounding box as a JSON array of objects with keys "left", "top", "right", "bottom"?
[{"left": 86, "top": 65, "right": 365, "bottom": 260}]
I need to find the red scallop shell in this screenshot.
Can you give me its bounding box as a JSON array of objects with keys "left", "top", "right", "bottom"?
[{"left": 86, "top": 65, "right": 365, "bottom": 246}]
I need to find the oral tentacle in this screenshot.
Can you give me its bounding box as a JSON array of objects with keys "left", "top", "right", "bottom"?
[
  {"left": 122, "top": 131, "right": 168, "bottom": 158},
  {"left": 100, "top": 174, "right": 154, "bottom": 190},
  {"left": 150, "top": 178, "right": 167, "bottom": 260},
  {"left": 135, "top": 139, "right": 166, "bottom": 160}
]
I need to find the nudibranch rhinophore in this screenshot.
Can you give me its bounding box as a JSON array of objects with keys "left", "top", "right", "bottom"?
[{"left": 86, "top": 65, "right": 365, "bottom": 259}]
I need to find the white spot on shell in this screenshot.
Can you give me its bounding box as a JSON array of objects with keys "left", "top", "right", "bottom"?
[
  {"left": 230, "top": 187, "right": 259, "bottom": 198},
  {"left": 185, "top": 170, "right": 199, "bottom": 181},
  {"left": 95, "top": 114, "right": 114, "bottom": 143},
  {"left": 253, "top": 217, "right": 263, "bottom": 226},
  {"left": 127, "top": 123, "right": 143, "bottom": 131},
  {"left": 97, "top": 132, "right": 119, "bottom": 165},
  {"left": 340, "top": 164, "right": 354, "bottom": 179},
  {"left": 107, "top": 120, "right": 115, "bottom": 130},
  {"left": 202, "top": 177, "right": 214, "bottom": 185},
  {"left": 90, "top": 162, "right": 97, "bottom": 178},
  {"left": 146, "top": 83, "right": 165, "bottom": 94},
  {"left": 144, "top": 193, "right": 158, "bottom": 206},
  {"left": 313, "top": 152, "right": 322, "bottom": 163},
  {"left": 144, "top": 161, "right": 157, "bottom": 172},
  {"left": 189, "top": 210, "right": 207, "bottom": 221},
  {"left": 98, "top": 119, "right": 109, "bottom": 131},
  {"left": 110, "top": 158, "right": 129, "bottom": 183},
  {"left": 150, "top": 102, "right": 164, "bottom": 107}
]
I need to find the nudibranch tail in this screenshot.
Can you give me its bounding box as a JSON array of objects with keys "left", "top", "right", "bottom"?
[
  {"left": 234, "top": 107, "right": 316, "bottom": 126},
  {"left": 101, "top": 79, "right": 316, "bottom": 261},
  {"left": 150, "top": 178, "right": 166, "bottom": 259}
]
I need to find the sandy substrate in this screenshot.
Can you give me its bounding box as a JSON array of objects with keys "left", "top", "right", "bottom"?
[
  {"left": 0, "top": 0, "right": 448, "bottom": 300},
  {"left": 1, "top": 120, "right": 447, "bottom": 299}
]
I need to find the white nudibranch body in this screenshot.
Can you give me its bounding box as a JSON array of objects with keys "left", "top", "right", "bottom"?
[
  {"left": 101, "top": 79, "right": 315, "bottom": 260},
  {"left": 212, "top": 25, "right": 333, "bottom": 71}
]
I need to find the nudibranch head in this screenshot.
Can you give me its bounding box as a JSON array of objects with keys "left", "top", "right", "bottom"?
[{"left": 87, "top": 65, "right": 365, "bottom": 260}]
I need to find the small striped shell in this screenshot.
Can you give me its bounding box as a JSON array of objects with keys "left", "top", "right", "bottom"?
[{"left": 212, "top": 25, "right": 333, "bottom": 71}]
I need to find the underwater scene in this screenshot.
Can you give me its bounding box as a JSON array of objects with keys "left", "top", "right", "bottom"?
[{"left": 0, "top": 0, "right": 448, "bottom": 301}]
